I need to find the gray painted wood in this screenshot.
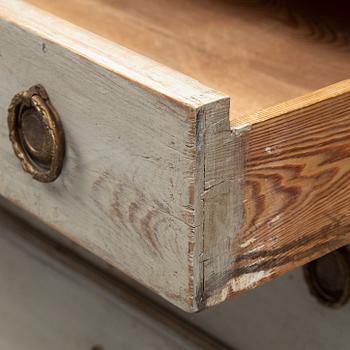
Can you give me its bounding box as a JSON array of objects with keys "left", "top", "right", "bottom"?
[
  {"left": 0, "top": 208, "right": 230, "bottom": 350},
  {"left": 0, "top": 0, "right": 228, "bottom": 311},
  {"left": 3, "top": 196, "right": 349, "bottom": 350},
  {"left": 179, "top": 267, "right": 350, "bottom": 350},
  {"left": 3, "top": 197, "right": 349, "bottom": 350}
]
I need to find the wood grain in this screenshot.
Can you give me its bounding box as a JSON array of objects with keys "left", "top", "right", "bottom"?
[
  {"left": 2, "top": 0, "right": 350, "bottom": 311},
  {"left": 27, "top": 0, "right": 350, "bottom": 119},
  {"left": 0, "top": 207, "right": 232, "bottom": 350},
  {"left": 204, "top": 80, "right": 350, "bottom": 306},
  {"left": 0, "top": 0, "right": 227, "bottom": 312}
]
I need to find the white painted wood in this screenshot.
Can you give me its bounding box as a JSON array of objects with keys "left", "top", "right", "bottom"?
[
  {"left": 0, "top": 0, "right": 228, "bottom": 312},
  {"left": 0, "top": 208, "right": 230, "bottom": 350}
]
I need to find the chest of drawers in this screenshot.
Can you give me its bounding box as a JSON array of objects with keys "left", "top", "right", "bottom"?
[{"left": 1, "top": 0, "right": 350, "bottom": 313}]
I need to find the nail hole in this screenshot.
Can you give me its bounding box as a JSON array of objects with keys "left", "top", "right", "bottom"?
[
  {"left": 303, "top": 248, "right": 350, "bottom": 308},
  {"left": 91, "top": 346, "right": 104, "bottom": 350}
]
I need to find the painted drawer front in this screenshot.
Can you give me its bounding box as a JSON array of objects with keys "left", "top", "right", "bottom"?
[
  {"left": 0, "top": 208, "right": 228, "bottom": 350},
  {"left": 0, "top": 0, "right": 227, "bottom": 312}
]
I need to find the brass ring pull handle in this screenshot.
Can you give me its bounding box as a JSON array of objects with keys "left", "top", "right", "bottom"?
[{"left": 8, "top": 85, "right": 65, "bottom": 183}]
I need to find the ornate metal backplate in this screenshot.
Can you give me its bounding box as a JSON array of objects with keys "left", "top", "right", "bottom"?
[{"left": 8, "top": 85, "right": 65, "bottom": 183}]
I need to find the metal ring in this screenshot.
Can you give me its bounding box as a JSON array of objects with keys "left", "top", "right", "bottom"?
[{"left": 8, "top": 85, "right": 65, "bottom": 183}]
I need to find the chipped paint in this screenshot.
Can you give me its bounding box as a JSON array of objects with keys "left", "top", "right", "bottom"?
[
  {"left": 240, "top": 237, "right": 257, "bottom": 248},
  {"left": 233, "top": 123, "right": 252, "bottom": 136},
  {"left": 246, "top": 244, "right": 265, "bottom": 255},
  {"left": 206, "top": 270, "right": 273, "bottom": 307},
  {"left": 233, "top": 270, "right": 272, "bottom": 291}
]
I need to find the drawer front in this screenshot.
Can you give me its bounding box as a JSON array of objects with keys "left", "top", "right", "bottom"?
[
  {"left": 0, "top": 0, "right": 228, "bottom": 312},
  {"left": 0, "top": 208, "right": 228, "bottom": 350}
]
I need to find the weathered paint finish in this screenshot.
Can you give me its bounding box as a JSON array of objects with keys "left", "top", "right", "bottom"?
[
  {"left": 0, "top": 207, "right": 231, "bottom": 350},
  {"left": 1, "top": 0, "right": 350, "bottom": 312},
  {"left": 0, "top": 0, "right": 228, "bottom": 312}
]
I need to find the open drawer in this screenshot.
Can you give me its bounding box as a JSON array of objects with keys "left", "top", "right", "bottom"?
[{"left": 0, "top": 0, "right": 350, "bottom": 312}]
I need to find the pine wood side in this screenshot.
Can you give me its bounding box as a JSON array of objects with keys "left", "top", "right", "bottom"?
[{"left": 203, "top": 80, "right": 350, "bottom": 307}]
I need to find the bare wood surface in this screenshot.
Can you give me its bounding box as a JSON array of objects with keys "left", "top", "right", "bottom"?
[
  {"left": 27, "top": 0, "right": 350, "bottom": 119},
  {"left": 203, "top": 80, "right": 350, "bottom": 306}
]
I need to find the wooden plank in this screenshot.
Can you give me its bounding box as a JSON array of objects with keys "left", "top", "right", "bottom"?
[
  {"left": 27, "top": 0, "right": 350, "bottom": 118},
  {"left": 203, "top": 80, "right": 350, "bottom": 306},
  {"left": 0, "top": 207, "right": 232, "bottom": 350},
  {"left": 0, "top": 0, "right": 228, "bottom": 312}
]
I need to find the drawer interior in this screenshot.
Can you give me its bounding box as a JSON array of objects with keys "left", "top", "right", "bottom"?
[{"left": 27, "top": 0, "right": 350, "bottom": 122}]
